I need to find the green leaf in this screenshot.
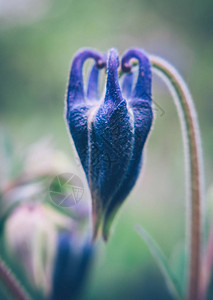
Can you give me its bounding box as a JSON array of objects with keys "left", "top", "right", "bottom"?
[
  {"left": 135, "top": 225, "right": 183, "bottom": 300},
  {"left": 170, "top": 241, "right": 187, "bottom": 296}
]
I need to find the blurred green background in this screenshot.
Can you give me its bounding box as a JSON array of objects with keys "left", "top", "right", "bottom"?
[{"left": 0, "top": 0, "right": 213, "bottom": 299}]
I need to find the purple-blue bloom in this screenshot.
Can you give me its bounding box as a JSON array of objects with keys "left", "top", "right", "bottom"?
[{"left": 66, "top": 48, "right": 153, "bottom": 240}]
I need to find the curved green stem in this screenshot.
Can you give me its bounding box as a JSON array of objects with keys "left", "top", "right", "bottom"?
[
  {"left": 149, "top": 55, "right": 204, "bottom": 300},
  {"left": 0, "top": 258, "right": 31, "bottom": 300}
]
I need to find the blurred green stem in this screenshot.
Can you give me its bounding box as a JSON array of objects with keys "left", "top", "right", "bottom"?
[
  {"left": 150, "top": 56, "right": 204, "bottom": 300},
  {"left": 0, "top": 258, "right": 31, "bottom": 300}
]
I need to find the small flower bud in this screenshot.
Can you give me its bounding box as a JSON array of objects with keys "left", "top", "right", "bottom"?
[{"left": 4, "top": 203, "right": 72, "bottom": 296}]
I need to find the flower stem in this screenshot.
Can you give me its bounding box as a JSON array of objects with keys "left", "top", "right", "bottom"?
[
  {"left": 149, "top": 55, "right": 204, "bottom": 300},
  {"left": 199, "top": 219, "right": 213, "bottom": 300},
  {"left": 0, "top": 257, "right": 31, "bottom": 300}
]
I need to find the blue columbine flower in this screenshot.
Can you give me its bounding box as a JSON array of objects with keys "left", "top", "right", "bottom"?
[{"left": 66, "top": 48, "right": 153, "bottom": 240}]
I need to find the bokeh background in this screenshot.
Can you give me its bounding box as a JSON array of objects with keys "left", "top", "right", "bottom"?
[{"left": 0, "top": 0, "right": 213, "bottom": 299}]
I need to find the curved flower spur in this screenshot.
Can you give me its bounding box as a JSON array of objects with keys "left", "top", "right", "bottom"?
[{"left": 66, "top": 48, "right": 153, "bottom": 241}]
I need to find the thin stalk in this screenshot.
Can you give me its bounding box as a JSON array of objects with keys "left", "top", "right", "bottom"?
[
  {"left": 0, "top": 258, "right": 31, "bottom": 300},
  {"left": 200, "top": 219, "right": 213, "bottom": 300},
  {"left": 149, "top": 55, "right": 204, "bottom": 300}
]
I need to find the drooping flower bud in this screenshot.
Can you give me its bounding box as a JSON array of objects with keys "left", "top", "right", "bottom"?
[
  {"left": 66, "top": 48, "right": 153, "bottom": 240},
  {"left": 4, "top": 203, "right": 72, "bottom": 296}
]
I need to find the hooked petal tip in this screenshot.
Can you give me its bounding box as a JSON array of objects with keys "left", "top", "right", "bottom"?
[
  {"left": 67, "top": 49, "right": 106, "bottom": 112},
  {"left": 121, "top": 48, "right": 152, "bottom": 101}
]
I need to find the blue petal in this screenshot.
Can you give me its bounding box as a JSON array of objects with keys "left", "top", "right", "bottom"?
[
  {"left": 90, "top": 101, "right": 134, "bottom": 237},
  {"left": 104, "top": 48, "right": 123, "bottom": 108},
  {"left": 121, "top": 48, "right": 151, "bottom": 101},
  {"left": 88, "top": 49, "right": 134, "bottom": 238},
  {"left": 66, "top": 49, "right": 105, "bottom": 175}
]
